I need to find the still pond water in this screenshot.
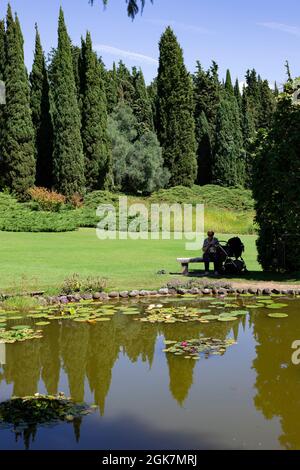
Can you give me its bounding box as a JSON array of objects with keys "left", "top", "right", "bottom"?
[{"left": 0, "top": 295, "right": 299, "bottom": 450}]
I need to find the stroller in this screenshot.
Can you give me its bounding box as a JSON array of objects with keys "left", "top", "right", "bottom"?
[{"left": 217, "top": 237, "right": 248, "bottom": 274}]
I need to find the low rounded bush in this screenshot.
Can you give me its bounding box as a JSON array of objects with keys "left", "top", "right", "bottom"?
[{"left": 27, "top": 187, "right": 66, "bottom": 212}]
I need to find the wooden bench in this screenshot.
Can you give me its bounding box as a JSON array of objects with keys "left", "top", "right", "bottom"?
[{"left": 177, "top": 257, "right": 204, "bottom": 275}]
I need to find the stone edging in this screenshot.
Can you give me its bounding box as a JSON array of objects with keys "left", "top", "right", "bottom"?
[{"left": 41, "top": 285, "right": 300, "bottom": 305}]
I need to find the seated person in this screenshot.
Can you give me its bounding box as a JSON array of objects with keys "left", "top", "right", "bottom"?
[{"left": 202, "top": 231, "right": 219, "bottom": 275}]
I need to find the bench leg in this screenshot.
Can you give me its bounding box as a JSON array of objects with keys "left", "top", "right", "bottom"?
[{"left": 181, "top": 263, "right": 189, "bottom": 275}]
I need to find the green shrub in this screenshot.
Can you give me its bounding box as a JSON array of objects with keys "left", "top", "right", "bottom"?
[
  {"left": 150, "top": 185, "right": 254, "bottom": 211},
  {"left": 0, "top": 209, "right": 77, "bottom": 232},
  {"left": 61, "top": 273, "right": 108, "bottom": 294}
]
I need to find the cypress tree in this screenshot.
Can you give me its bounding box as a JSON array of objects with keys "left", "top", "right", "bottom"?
[
  {"left": 30, "top": 24, "right": 53, "bottom": 188},
  {"left": 116, "top": 61, "right": 135, "bottom": 105},
  {"left": 0, "top": 20, "right": 6, "bottom": 188},
  {"left": 81, "top": 31, "right": 111, "bottom": 191},
  {"left": 2, "top": 6, "right": 35, "bottom": 198},
  {"left": 156, "top": 27, "right": 197, "bottom": 187},
  {"left": 257, "top": 79, "right": 276, "bottom": 129},
  {"left": 212, "top": 93, "right": 245, "bottom": 187},
  {"left": 234, "top": 78, "right": 242, "bottom": 110},
  {"left": 241, "top": 92, "right": 256, "bottom": 187},
  {"left": 131, "top": 66, "right": 154, "bottom": 135},
  {"left": 147, "top": 78, "right": 158, "bottom": 131},
  {"left": 72, "top": 45, "right": 84, "bottom": 110},
  {"left": 196, "top": 111, "right": 213, "bottom": 186},
  {"left": 253, "top": 91, "right": 300, "bottom": 271},
  {"left": 0, "top": 20, "right": 5, "bottom": 78},
  {"left": 105, "top": 62, "right": 118, "bottom": 113},
  {"left": 193, "top": 61, "right": 220, "bottom": 138},
  {"left": 51, "top": 8, "right": 85, "bottom": 197},
  {"left": 225, "top": 69, "right": 234, "bottom": 94}
]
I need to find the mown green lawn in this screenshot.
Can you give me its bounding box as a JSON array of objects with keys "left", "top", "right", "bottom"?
[
  {"left": 0, "top": 229, "right": 298, "bottom": 293},
  {"left": 0, "top": 229, "right": 258, "bottom": 293}
]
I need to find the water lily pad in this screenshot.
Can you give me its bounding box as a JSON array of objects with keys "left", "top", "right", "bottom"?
[
  {"left": 218, "top": 317, "right": 238, "bottom": 322},
  {"left": 268, "top": 313, "right": 289, "bottom": 318},
  {"left": 231, "top": 310, "right": 248, "bottom": 316},
  {"left": 95, "top": 318, "right": 111, "bottom": 322},
  {"left": 35, "top": 321, "right": 51, "bottom": 326},
  {"left": 122, "top": 311, "right": 139, "bottom": 315},
  {"left": 201, "top": 315, "right": 219, "bottom": 321},
  {"left": 266, "top": 303, "right": 288, "bottom": 309},
  {"left": 11, "top": 325, "right": 31, "bottom": 330}
]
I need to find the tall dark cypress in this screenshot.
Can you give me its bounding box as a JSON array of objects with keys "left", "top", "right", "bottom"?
[
  {"left": 72, "top": 44, "right": 84, "bottom": 110},
  {"left": 30, "top": 24, "right": 53, "bottom": 188},
  {"left": 131, "top": 66, "right": 154, "bottom": 135},
  {"left": 196, "top": 111, "right": 213, "bottom": 186},
  {"left": 81, "top": 31, "right": 111, "bottom": 191},
  {"left": 257, "top": 79, "right": 276, "bottom": 129},
  {"left": 51, "top": 8, "right": 85, "bottom": 197},
  {"left": 2, "top": 6, "right": 35, "bottom": 198},
  {"left": 156, "top": 27, "right": 197, "bottom": 187},
  {"left": 225, "top": 69, "right": 234, "bottom": 94},
  {"left": 193, "top": 61, "right": 220, "bottom": 144},
  {"left": 105, "top": 62, "right": 118, "bottom": 113},
  {"left": 241, "top": 92, "right": 256, "bottom": 188},
  {"left": 116, "top": 61, "right": 135, "bottom": 105},
  {"left": 234, "top": 78, "right": 242, "bottom": 110},
  {"left": 212, "top": 92, "right": 245, "bottom": 187},
  {"left": 0, "top": 20, "right": 6, "bottom": 189},
  {"left": 0, "top": 20, "right": 5, "bottom": 79}
]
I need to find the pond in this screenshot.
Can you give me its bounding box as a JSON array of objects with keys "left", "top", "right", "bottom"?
[{"left": 0, "top": 294, "right": 299, "bottom": 450}]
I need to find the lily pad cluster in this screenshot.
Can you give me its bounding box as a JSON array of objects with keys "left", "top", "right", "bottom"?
[
  {"left": 0, "top": 327, "right": 43, "bottom": 344},
  {"left": 163, "top": 337, "right": 237, "bottom": 359},
  {"left": 137, "top": 304, "right": 249, "bottom": 324},
  {"left": 25, "top": 301, "right": 142, "bottom": 325},
  {"left": 0, "top": 393, "right": 96, "bottom": 428}
]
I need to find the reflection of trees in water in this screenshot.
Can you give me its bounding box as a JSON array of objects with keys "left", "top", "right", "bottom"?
[
  {"left": 162, "top": 321, "right": 235, "bottom": 405},
  {"left": 40, "top": 323, "right": 61, "bottom": 395},
  {"left": 116, "top": 315, "right": 156, "bottom": 366},
  {"left": 61, "top": 322, "right": 89, "bottom": 402},
  {"left": 252, "top": 313, "right": 300, "bottom": 450},
  {"left": 0, "top": 309, "right": 243, "bottom": 446},
  {"left": 86, "top": 320, "right": 119, "bottom": 415},
  {"left": 4, "top": 340, "right": 40, "bottom": 397}
]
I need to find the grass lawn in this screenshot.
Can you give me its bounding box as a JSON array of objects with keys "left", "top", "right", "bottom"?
[{"left": 0, "top": 229, "right": 298, "bottom": 293}]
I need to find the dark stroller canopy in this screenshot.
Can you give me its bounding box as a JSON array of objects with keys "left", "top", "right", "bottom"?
[{"left": 226, "top": 237, "right": 245, "bottom": 259}]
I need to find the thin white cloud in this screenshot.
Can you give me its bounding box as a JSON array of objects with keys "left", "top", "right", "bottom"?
[
  {"left": 94, "top": 44, "right": 158, "bottom": 65},
  {"left": 145, "top": 18, "right": 214, "bottom": 34},
  {"left": 258, "top": 22, "right": 300, "bottom": 36}
]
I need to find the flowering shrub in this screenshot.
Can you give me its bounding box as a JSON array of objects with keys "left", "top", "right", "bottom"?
[
  {"left": 69, "top": 192, "right": 84, "bottom": 209},
  {"left": 28, "top": 187, "right": 66, "bottom": 212}
]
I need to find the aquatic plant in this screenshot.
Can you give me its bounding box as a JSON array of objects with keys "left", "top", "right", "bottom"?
[
  {"left": 163, "top": 337, "right": 237, "bottom": 359},
  {"left": 0, "top": 393, "right": 96, "bottom": 428},
  {"left": 0, "top": 327, "right": 43, "bottom": 344}
]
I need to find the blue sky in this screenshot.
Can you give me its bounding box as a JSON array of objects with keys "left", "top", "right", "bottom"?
[{"left": 0, "top": 0, "right": 299, "bottom": 86}]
